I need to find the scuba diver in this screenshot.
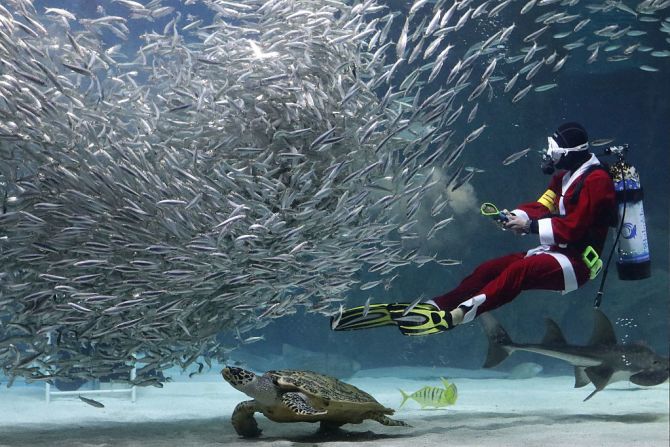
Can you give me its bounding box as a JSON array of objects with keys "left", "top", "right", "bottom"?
[{"left": 333, "top": 122, "right": 618, "bottom": 336}]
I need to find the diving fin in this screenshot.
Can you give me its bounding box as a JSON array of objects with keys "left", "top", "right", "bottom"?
[
  {"left": 331, "top": 302, "right": 454, "bottom": 335},
  {"left": 388, "top": 303, "right": 454, "bottom": 336},
  {"left": 331, "top": 303, "right": 398, "bottom": 331}
]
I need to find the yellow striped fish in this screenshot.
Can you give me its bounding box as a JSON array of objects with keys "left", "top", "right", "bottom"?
[{"left": 398, "top": 377, "right": 458, "bottom": 409}]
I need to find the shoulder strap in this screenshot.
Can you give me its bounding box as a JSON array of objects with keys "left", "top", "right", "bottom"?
[{"left": 569, "top": 164, "right": 610, "bottom": 205}]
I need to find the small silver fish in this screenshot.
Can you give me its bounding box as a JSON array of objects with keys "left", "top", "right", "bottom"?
[
  {"left": 534, "top": 83, "right": 558, "bottom": 92},
  {"left": 502, "top": 148, "right": 532, "bottom": 165},
  {"left": 465, "top": 124, "right": 487, "bottom": 143},
  {"left": 78, "top": 395, "right": 105, "bottom": 408},
  {"left": 331, "top": 304, "right": 344, "bottom": 330},
  {"left": 402, "top": 295, "right": 426, "bottom": 316},
  {"left": 512, "top": 84, "right": 533, "bottom": 103},
  {"left": 360, "top": 280, "right": 382, "bottom": 291},
  {"left": 591, "top": 138, "right": 615, "bottom": 147}
]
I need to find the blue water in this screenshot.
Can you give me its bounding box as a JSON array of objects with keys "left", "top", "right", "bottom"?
[
  {"left": 250, "top": 3, "right": 670, "bottom": 374},
  {"left": 2, "top": 0, "right": 669, "bottom": 433}
]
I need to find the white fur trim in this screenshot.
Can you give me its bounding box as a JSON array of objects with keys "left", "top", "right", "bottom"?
[
  {"left": 545, "top": 252, "right": 578, "bottom": 294},
  {"left": 526, "top": 245, "right": 551, "bottom": 257},
  {"left": 511, "top": 209, "right": 528, "bottom": 220},
  {"left": 538, "top": 218, "right": 554, "bottom": 245},
  {"left": 458, "top": 294, "right": 486, "bottom": 324},
  {"left": 559, "top": 153, "right": 600, "bottom": 216}
]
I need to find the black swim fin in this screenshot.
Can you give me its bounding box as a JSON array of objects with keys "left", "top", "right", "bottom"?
[{"left": 331, "top": 303, "right": 400, "bottom": 331}]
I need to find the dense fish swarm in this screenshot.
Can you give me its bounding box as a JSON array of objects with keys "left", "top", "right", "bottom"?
[{"left": 0, "top": 0, "right": 667, "bottom": 385}]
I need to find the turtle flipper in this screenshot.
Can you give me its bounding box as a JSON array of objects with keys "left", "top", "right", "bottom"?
[
  {"left": 231, "top": 400, "right": 262, "bottom": 438},
  {"left": 331, "top": 303, "right": 407, "bottom": 331},
  {"left": 368, "top": 413, "right": 411, "bottom": 427},
  {"left": 282, "top": 392, "right": 327, "bottom": 416}
]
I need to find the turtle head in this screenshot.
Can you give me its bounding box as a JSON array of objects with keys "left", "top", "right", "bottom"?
[
  {"left": 222, "top": 366, "right": 259, "bottom": 393},
  {"left": 222, "top": 366, "right": 277, "bottom": 403}
]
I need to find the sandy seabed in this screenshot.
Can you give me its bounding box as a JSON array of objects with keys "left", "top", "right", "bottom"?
[{"left": 0, "top": 366, "right": 667, "bottom": 447}]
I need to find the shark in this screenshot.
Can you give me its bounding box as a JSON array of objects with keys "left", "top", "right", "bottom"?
[{"left": 479, "top": 309, "right": 669, "bottom": 401}]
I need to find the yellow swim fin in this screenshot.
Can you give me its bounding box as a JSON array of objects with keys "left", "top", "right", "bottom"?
[
  {"left": 331, "top": 303, "right": 400, "bottom": 331},
  {"left": 388, "top": 303, "right": 454, "bottom": 336}
]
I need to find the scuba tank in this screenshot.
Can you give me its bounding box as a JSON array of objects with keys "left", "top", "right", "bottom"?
[
  {"left": 594, "top": 145, "right": 650, "bottom": 308},
  {"left": 608, "top": 147, "right": 651, "bottom": 280}
]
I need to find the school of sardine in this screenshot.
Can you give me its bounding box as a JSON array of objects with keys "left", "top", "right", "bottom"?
[{"left": 0, "top": 0, "right": 667, "bottom": 386}]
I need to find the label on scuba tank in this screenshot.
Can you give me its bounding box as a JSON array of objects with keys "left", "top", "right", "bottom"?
[
  {"left": 617, "top": 200, "right": 650, "bottom": 263},
  {"left": 614, "top": 178, "right": 640, "bottom": 192}
]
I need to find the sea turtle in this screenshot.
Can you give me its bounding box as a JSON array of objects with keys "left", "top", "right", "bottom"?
[{"left": 221, "top": 366, "right": 409, "bottom": 437}]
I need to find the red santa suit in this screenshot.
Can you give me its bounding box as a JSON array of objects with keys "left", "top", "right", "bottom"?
[{"left": 430, "top": 154, "right": 616, "bottom": 323}]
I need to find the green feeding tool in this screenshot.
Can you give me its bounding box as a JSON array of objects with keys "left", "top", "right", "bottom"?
[
  {"left": 480, "top": 202, "right": 509, "bottom": 222},
  {"left": 582, "top": 245, "right": 603, "bottom": 280}
]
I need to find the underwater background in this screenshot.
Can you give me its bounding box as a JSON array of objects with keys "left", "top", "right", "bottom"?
[
  {"left": 0, "top": 0, "right": 668, "bottom": 445},
  {"left": 234, "top": 1, "right": 670, "bottom": 375}
]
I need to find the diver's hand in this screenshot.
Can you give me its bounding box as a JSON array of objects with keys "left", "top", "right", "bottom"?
[
  {"left": 504, "top": 214, "right": 530, "bottom": 235},
  {"left": 494, "top": 209, "right": 512, "bottom": 230}
]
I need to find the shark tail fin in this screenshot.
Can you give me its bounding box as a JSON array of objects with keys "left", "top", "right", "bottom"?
[
  {"left": 398, "top": 389, "right": 411, "bottom": 408},
  {"left": 479, "top": 312, "right": 513, "bottom": 368}
]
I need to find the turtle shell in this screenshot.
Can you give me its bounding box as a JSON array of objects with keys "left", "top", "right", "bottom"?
[{"left": 265, "top": 369, "right": 386, "bottom": 409}]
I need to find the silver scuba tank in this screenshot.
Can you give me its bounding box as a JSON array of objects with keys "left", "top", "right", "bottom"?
[{"left": 610, "top": 157, "right": 651, "bottom": 280}]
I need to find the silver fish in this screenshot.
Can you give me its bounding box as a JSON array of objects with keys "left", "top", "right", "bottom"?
[
  {"left": 534, "top": 83, "right": 558, "bottom": 92},
  {"left": 502, "top": 148, "right": 532, "bottom": 165},
  {"left": 512, "top": 84, "right": 534, "bottom": 103},
  {"left": 0, "top": 0, "right": 663, "bottom": 391},
  {"left": 78, "top": 395, "right": 105, "bottom": 408}
]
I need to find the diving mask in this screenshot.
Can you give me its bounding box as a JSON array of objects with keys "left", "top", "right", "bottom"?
[{"left": 545, "top": 136, "right": 589, "bottom": 163}]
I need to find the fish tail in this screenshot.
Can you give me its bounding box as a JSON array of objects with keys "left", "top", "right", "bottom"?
[
  {"left": 398, "top": 389, "right": 410, "bottom": 408},
  {"left": 443, "top": 383, "right": 458, "bottom": 405},
  {"left": 440, "top": 377, "right": 451, "bottom": 389}
]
